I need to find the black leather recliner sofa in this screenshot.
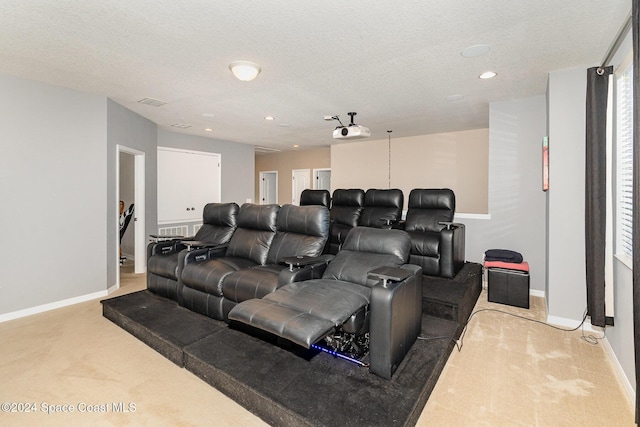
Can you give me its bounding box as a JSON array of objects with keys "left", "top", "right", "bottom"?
[
  {"left": 220, "top": 203, "right": 331, "bottom": 317},
  {"left": 146, "top": 202, "right": 239, "bottom": 301},
  {"left": 179, "top": 203, "right": 280, "bottom": 319},
  {"left": 228, "top": 226, "right": 422, "bottom": 379}
]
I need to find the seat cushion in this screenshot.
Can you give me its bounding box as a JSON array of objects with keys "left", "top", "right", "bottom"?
[
  {"left": 407, "top": 230, "right": 440, "bottom": 257},
  {"left": 181, "top": 257, "right": 257, "bottom": 296},
  {"left": 228, "top": 279, "right": 371, "bottom": 347},
  {"left": 264, "top": 279, "right": 371, "bottom": 325},
  {"left": 147, "top": 252, "right": 179, "bottom": 280},
  {"left": 222, "top": 265, "right": 284, "bottom": 303}
]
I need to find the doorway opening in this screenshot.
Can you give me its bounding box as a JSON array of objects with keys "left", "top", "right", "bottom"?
[
  {"left": 259, "top": 171, "right": 278, "bottom": 205},
  {"left": 116, "top": 145, "right": 146, "bottom": 288},
  {"left": 313, "top": 168, "right": 331, "bottom": 191}
]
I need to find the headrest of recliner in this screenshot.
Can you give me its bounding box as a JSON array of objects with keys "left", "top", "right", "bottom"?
[
  {"left": 202, "top": 202, "right": 239, "bottom": 227},
  {"left": 299, "top": 189, "right": 331, "bottom": 208},
  {"left": 331, "top": 189, "right": 365, "bottom": 207},
  {"left": 408, "top": 188, "right": 455, "bottom": 212},
  {"left": 277, "top": 204, "right": 330, "bottom": 237},
  {"left": 364, "top": 188, "right": 403, "bottom": 208},
  {"left": 341, "top": 227, "right": 410, "bottom": 262},
  {"left": 237, "top": 203, "right": 279, "bottom": 232}
]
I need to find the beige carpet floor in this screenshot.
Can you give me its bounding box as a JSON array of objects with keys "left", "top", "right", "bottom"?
[{"left": 0, "top": 265, "right": 634, "bottom": 426}]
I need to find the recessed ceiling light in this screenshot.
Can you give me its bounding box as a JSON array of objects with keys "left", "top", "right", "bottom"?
[
  {"left": 479, "top": 71, "right": 497, "bottom": 79},
  {"left": 461, "top": 44, "right": 491, "bottom": 58},
  {"left": 293, "top": 144, "right": 299, "bottom": 148},
  {"left": 446, "top": 94, "right": 465, "bottom": 102},
  {"left": 264, "top": 116, "right": 275, "bottom": 121},
  {"left": 204, "top": 128, "right": 213, "bottom": 132}
]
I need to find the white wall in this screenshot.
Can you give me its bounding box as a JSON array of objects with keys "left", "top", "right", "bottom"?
[{"left": 0, "top": 74, "right": 107, "bottom": 315}]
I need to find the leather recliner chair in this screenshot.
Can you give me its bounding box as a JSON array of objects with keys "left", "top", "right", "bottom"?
[
  {"left": 179, "top": 203, "right": 279, "bottom": 320},
  {"left": 400, "top": 188, "right": 465, "bottom": 279},
  {"left": 228, "top": 227, "right": 422, "bottom": 379},
  {"left": 221, "top": 204, "right": 331, "bottom": 319},
  {"left": 146, "top": 202, "right": 239, "bottom": 302},
  {"left": 299, "top": 189, "right": 331, "bottom": 208},
  {"left": 328, "top": 189, "right": 364, "bottom": 254},
  {"left": 358, "top": 188, "right": 404, "bottom": 228}
]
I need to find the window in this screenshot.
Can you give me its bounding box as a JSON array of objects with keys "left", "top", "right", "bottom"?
[{"left": 615, "top": 58, "right": 633, "bottom": 266}]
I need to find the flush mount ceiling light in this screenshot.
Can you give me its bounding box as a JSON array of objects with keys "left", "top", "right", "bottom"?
[
  {"left": 264, "top": 116, "right": 275, "bottom": 121},
  {"left": 229, "top": 61, "right": 261, "bottom": 81},
  {"left": 461, "top": 44, "right": 491, "bottom": 58},
  {"left": 479, "top": 71, "right": 497, "bottom": 79}
]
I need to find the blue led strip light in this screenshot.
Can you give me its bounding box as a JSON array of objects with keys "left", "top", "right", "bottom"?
[{"left": 310, "top": 344, "right": 368, "bottom": 367}]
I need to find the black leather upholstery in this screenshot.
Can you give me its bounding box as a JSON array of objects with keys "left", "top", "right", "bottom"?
[
  {"left": 146, "top": 202, "right": 239, "bottom": 301},
  {"left": 221, "top": 204, "right": 331, "bottom": 316},
  {"left": 228, "top": 227, "right": 422, "bottom": 379},
  {"left": 402, "top": 189, "right": 465, "bottom": 278},
  {"left": 299, "top": 189, "right": 331, "bottom": 208},
  {"left": 328, "top": 189, "right": 364, "bottom": 254},
  {"left": 180, "top": 203, "right": 279, "bottom": 319},
  {"left": 358, "top": 188, "right": 404, "bottom": 228}
]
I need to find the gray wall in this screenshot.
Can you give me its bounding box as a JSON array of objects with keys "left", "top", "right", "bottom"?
[
  {"left": 106, "top": 99, "right": 158, "bottom": 287},
  {"left": 461, "top": 95, "right": 548, "bottom": 293},
  {"left": 546, "top": 67, "right": 588, "bottom": 323},
  {"left": 0, "top": 74, "right": 107, "bottom": 314},
  {"left": 157, "top": 129, "right": 255, "bottom": 204}
]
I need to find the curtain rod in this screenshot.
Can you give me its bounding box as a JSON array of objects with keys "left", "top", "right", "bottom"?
[{"left": 600, "top": 12, "right": 632, "bottom": 67}]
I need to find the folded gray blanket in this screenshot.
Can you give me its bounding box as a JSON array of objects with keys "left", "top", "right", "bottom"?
[{"left": 484, "top": 249, "right": 523, "bottom": 263}]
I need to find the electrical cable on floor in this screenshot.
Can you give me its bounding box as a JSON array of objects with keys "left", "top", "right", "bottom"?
[{"left": 446, "top": 307, "right": 606, "bottom": 352}]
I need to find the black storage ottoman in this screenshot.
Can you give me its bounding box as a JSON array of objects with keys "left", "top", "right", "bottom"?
[{"left": 487, "top": 267, "right": 530, "bottom": 309}]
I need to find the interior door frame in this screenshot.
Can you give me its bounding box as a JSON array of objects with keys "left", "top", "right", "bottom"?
[
  {"left": 313, "top": 168, "right": 331, "bottom": 190},
  {"left": 116, "top": 145, "right": 146, "bottom": 287},
  {"left": 291, "top": 168, "right": 311, "bottom": 205},
  {"left": 259, "top": 171, "right": 278, "bottom": 205}
]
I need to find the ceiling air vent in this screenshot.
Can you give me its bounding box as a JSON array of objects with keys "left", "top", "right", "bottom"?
[
  {"left": 138, "top": 97, "right": 167, "bottom": 107},
  {"left": 171, "top": 123, "right": 192, "bottom": 129},
  {"left": 255, "top": 146, "right": 281, "bottom": 154}
]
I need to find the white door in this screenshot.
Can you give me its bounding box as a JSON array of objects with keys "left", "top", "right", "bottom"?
[
  {"left": 157, "top": 148, "right": 221, "bottom": 223},
  {"left": 259, "top": 171, "right": 278, "bottom": 204},
  {"left": 292, "top": 169, "right": 310, "bottom": 205},
  {"left": 314, "top": 169, "right": 331, "bottom": 191}
]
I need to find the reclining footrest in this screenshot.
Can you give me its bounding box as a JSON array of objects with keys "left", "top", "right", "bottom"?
[{"left": 228, "top": 299, "right": 335, "bottom": 348}]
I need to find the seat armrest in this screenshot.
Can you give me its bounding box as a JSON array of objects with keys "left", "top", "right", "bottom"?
[
  {"left": 440, "top": 224, "right": 465, "bottom": 279},
  {"left": 278, "top": 255, "right": 334, "bottom": 285},
  {"left": 180, "top": 240, "right": 225, "bottom": 251},
  {"left": 281, "top": 254, "right": 334, "bottom": 271},
  {"left": 438, "top": 221, "right": 464, "bottom": 230},
  {"left": 368, "top": 266, "right": 412, "bottom": 285},
  {"left": 369, "top": 264, "right": 422, "bottom": 379}
]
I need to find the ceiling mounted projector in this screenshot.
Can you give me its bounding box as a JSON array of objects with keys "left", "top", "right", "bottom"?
[{"left": 326, "top": 112, "right": 370, "bottom": 140}]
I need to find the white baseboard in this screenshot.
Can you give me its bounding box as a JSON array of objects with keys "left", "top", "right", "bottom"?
[
  {"left": 602, "top": 337, "right": 635, "bottom": 407},
  {"left": 0, "top": 284, "right": 118, "bottom": 323}
]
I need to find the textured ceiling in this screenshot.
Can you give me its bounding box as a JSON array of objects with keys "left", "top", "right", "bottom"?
[{"left": 0, "top": 1, "right": 631, "bottom": 151}]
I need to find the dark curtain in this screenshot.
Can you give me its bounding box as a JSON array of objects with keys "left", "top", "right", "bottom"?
[
  {"left": 585, "top": 65, "right": 612, "bottom": 328},
  {"left": 632, "top": 1, "right": 640, "bottom": 423}
]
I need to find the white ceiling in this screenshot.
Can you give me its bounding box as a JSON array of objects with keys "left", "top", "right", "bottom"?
[{"left": 0, "top": 1, "right": 631, "bottom": 151}]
